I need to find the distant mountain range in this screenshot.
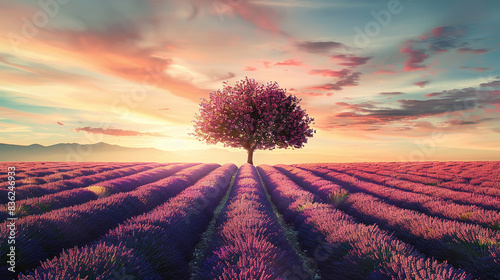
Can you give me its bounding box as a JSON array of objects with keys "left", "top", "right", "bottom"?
[
  {"left": 0, "top": 142, "right": 174, "bottom": 162},
  {"left": 0, "top": 142, "right": 337, "bottom": 164}
]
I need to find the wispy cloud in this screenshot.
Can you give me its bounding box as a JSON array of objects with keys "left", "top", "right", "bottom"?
[
  {"left": 379, "top": 92, "right": 404, "bottom": 96},
  {"left": 457, "top": 47, "right": 490, "bottom": 54},
  {"left": 295, "top": 40, "right": 347, "bottom": 54},
  {"left": 413, "top": 80, "right": 430, "bottom": 88},
  {"left": 480, "top": 78, "right": 500, "bottom": 87},
  {"left": 305, "top": 72, "right": 361, "bottom": 91},
  {"left": 74, "top": 127, "right": 165, "bottom": 137},
  {"left": 275, "top": 59, "right": 304, "bottom": 66},
  {"left": 308, "top": 68, "right": 350, "bottom": 77},
  {"left": 460, "top": 66, "right": 491, "bottom": 72},
  {"left": 400, "top": 25, "right": 480, "bottom": 72},
  {"left": 331, "top": 55, "right": 371, "bottom": 67},
  {"left": 373, "top": 68, "right": 397, "bottom": 75},
  {"left": 401, "top": 41, "right": 429, "bottom": 71},
  {"left": 325, "top": 86, "right": 500, "bottom": 130}
]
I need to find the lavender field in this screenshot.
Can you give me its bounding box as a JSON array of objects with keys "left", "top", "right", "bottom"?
[{"left": 1, "top": 161, "right": 499, "bottom": 279}]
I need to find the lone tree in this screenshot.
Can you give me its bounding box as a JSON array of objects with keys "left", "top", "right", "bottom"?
[{"left": 192, "top": 77, "right": 315, "bottom": 165}]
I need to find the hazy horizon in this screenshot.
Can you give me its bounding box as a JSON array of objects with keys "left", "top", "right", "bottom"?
[{"left": 1, "top": 0, "right": 499, "bottom": 163}]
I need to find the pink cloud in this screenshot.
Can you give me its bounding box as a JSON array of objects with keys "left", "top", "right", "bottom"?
[
  {"left": 189, "top": 0, "right": 284, "bottom": 34},
  {"left": 460, "top": 66, "right": 490, "bottom": 72},
  {"left": 40, "top": 24, "right": 211, "bottom": 103},
  {"left": 413, "top": 80, "right": 430, "bottom": 88},
  {"left": 373, "top": 68, "right": 396, "bottom": 75},
  {"left": 244, "top": 66, "right": 257, "bottom": 71},
  {"left": 57, "top": 122, "right": 64, "bottom": 126},
  {"left": 431, "top": 26, "right": 448, "bottom": 37},
  {"left": 258, "top": 61, "right": 273, "bottom": 68},
  {"left": 275, "top": 59, "right": 303, "bottom": 66},
  {"left": 457, "top": 47, "right": 490, "bottom": 54},
  {"left": 401, "top": 41, "right": 429, "bottom": 71},
  {"left": 230, "top": 1, "right": 283, "bottom": 34},
  {"left": 424, "top": 92, "right": 444, "bottom": 98},
  {"left": 400, "top": 26, "right": 471, "bottom": 72},
  {"left": 75, "top": 127, "right": 164, "bottom": 137},
  {"left": 308, "top": 68, "right": 350, "bottom": 77}
]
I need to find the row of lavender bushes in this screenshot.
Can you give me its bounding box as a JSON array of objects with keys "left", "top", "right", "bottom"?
[
  {"left": 0, "top": 163, "right": 220, "bottom": 278},
  {"left": 0, "top": 163, "right": 195, "bottom": 221},
  {"left": 194, "top": 164, "right": 309, "bottom": 279},
  {"left": 0, "top": 162, "right": 137, "bottom": 188},
  {"left": 336, "top": 161, "right": 500, "bottom": 188},
  {"left": 19, "top": 164, "right": 238, "bottom": 279},
  {"left": 325, "top": 165, "right": 500, "bottom": 211},
  {"left": 285, "top": 164, "right": 499, "bottom": 279},
  {"left": 0, "top": 162, "right": 143, "bottom": 187},
  {"left": 258, "top": 165, "right": 472, "bottom": 280},
  {"left": 285, "top": 165, "right": 500, "bottom": 230},
  {"left": 0, "top": 163, "right": 162, "bottom": 204},
  {"left": 347, "top": 164, "right": 500, "bottom": 197}
]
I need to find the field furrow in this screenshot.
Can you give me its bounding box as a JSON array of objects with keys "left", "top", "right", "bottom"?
[
  {"left": 327, "top": 165, "right": 500, "bottom": 211},
  {"left": 0, "top": 163, "right": 163, "bottom": 203},
  {"left": 2, "top": 161, "right": 499, "bottom": 280},
  {"left": 19, "top": 164, "right": 237, "bottom": 279},
  {"left": 0, "top": 163, "right": 195, "bottom": 221},
  {"left": 192, "top": 164, "right": 310, "bottom": 279},
  {"left": 257, "top": 165, "right": 471, "bottom": 280},
  {"left": 335, "top": 164, "right": 500, "bottom": 198},
  {"left": 1, "top": 163, "right": 220, "bottom": 278},
  {"left": 281, "top": 165, "right": 499, "bottom": 279},
  {"left": 289, "top": 165, "right": 500, "bottom": 230}
]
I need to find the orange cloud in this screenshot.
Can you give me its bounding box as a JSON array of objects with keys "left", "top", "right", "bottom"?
[
  {"left": 308, "top": 69, "right": 350, "bottom": 77},
  {"left": 275, "top": 59, "right": 304, "bottom": 66}
]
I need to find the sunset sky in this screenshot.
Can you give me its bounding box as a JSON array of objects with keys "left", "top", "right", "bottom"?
[{"left": 1, "top": 0, "right": 499, "bottom": 163}]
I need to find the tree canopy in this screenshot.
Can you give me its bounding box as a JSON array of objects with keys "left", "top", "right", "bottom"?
[{"left": 192, "top": 77, "right": 315, "bottom": 164}]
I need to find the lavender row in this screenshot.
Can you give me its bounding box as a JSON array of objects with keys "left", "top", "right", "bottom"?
[
  {"left": 194, "top": 164, "right": 307, "bottom": 279},
  {"left": 340, "top": 164, "right": 500, "bottom": 198},
  {"left": 0, "top": 162, "right": 135, "bottom": 189},
  {"left": 0, "top": 163, "right": 161, "bottom": 203},
  {"left": 0, "top": 163, "right": 194, "bottom": 221},
  {"left": 0, "top": 162, "right": 101, "bottom": 181},
  {"left": 257, "top": 165, "right": 470, "bottom": 280},
  {"left": 20, "top": 164, "right": 238, "bottom": 280},
  {"left": 288, "top": 165, "right": 500, "bottom": 230},
  {"left": 0, "top": 163, "right": 219, "bottom": 278},
  {"left": 342, "top": 194, "right": 500, "bottom": 279},
  {"left": 0, "top": 162, "right": 122, "bottom": 180},
  {"left": 285, "top": 165, "right": 500, "bottom": 279},
  {"left": 395, "top": 161, "right": 499, "bottom": 185},
  {"left": 439, "top": 180, "right": 500, "bottom": 195},
  {"left": 326, "top": 165, "right": 500, "bottom": 211},
  {"left": 8, "top": 162, "right": 134, "bottom": 186},
  {"left": 331, "top": 161, "right": 500, "bottom": 185}
]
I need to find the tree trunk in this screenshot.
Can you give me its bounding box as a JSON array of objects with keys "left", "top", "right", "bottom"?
[{"left": 247, "top": 149, "right": 254, "bottom": 165}]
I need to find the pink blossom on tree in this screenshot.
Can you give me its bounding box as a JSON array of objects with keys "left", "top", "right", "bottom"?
[{"left": 192, "top": 77, "right": 315, "bottom": 164}]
